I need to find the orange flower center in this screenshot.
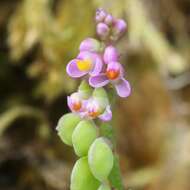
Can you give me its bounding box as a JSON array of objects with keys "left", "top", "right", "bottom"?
[
  {"left": 106, "top": 69, "right": 120, "bottom": 80},
  {"left": 88, "top": 110, "right": 100, "bottom": 118},
  {"left": 72, "top": 102, "right": 82, "bottom": 111}
]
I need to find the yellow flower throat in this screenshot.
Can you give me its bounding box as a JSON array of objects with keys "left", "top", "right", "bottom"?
[{"left": 76, "top": 59, "right": 92, "bottom": 71}]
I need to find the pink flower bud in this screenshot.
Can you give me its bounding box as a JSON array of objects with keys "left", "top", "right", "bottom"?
[
  {"left": 96, "top": 23, "right": 110, "bottom": 39},
  {"left": 112, "top": 19, "right": 127, "bottom": 39},
  {"left": 103, "top": 45, "right": 119, "bottom": 64},
  {"left": 104, "top": 14, "right": 113, "bottom": 26},
  {"left": 95, "top": 8, "right": 107, "bottom": 23}
]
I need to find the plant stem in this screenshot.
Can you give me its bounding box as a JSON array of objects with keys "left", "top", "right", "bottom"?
[{"left": 100, "top": 88, "right": 124, "bottom": 190}]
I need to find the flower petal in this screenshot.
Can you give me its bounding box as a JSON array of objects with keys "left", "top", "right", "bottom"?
[
  {"left": 79, "top": 38, "right": 100, "bottom": 52},
  {"left": 115, "top": 78, "right": 131, "bottom": 98},
  {"left": 79, "top": 112, "right": 86, "bottom": 119},
  {"left": 66, "top": 59, "right": 87, "bottom": 78},
  {"left": 67, "top": 96, "right": 73, "bottom": 111},
  {"left": 77, "top": 51, "right": 92, "bottom": 60},
  {"left": 98, "top": 105, "right": 112, "bottom": 121},
  {"left": 77, "top": 51, "right": 102, "bottom": 75},
  {"left": 106, "top": 61, "right": 125, "bottom": 80},
  {"left": 81, "top": 100, "right": 88, "bottom": 111},
  {"left": 89, "top": 55, "right": 103, "bottom": 76},
  {"left": 89, "top": 74, "right": 109, "bottom": 88}
]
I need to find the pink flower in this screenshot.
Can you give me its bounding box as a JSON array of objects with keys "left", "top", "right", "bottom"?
[
  {"left": 67, "top": 92, "right": 87, "bottom": 113},
  {"left": 82, "top": 98, "right": 112, "bottom": 121},
  {"left": 89, "top": 61, "right": 131, "bottom": 98},
  {"left": 66, "top": 51, "right": 103, "bottom": 78}
]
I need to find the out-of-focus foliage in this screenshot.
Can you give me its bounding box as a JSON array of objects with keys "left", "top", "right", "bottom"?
[
  {"left": 8, "top": 0, "right": 94, "bottom": 101},
  {"left": 1, "top": 0, "right": 190, "bottom": 190}
]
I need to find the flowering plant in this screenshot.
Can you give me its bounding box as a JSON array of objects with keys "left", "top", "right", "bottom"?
[{"left": 56, "top": 8, "right": 131, "bottom": 190}]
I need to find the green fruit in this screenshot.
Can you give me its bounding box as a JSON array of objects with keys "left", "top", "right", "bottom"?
[
  {"left": 98, "top": 183, "right": 111, "bottom": 190},
  {"left": 93, "top": 88, "right": 108, "bottom": 99},
  {"left": 56, "top": 113, "right": 81, "bottom": 146},
  {"left": 88, "top": 137, "right": 114, "bottom": 181},
  {"left": 72, "top": 120, "right": 98, "bottom": 157},
  {"left": 71, "top": 157, "right": 100, "bottom": 190}
]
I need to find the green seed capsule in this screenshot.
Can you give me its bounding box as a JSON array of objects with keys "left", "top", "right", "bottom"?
[
  {"left": 71, "top": 157, "right": 100, "bottom": 190},
  {"left": 93, "top": 87, "right": 108, "bottom": 99},
  {"left": 56, "top": 113, "right": 81, "bottom": 146},
  {"left": 72, "top": 120, "right": 98, "bottom": 157},
  {"left": 98, "top": 183, "right": 111, "bottom": 190},
  {"left": 88, "top": 137, "right": 114, "bottom": 181}
]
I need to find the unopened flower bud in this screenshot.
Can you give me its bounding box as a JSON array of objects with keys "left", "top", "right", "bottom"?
[
  {"left": 95, "top": 8, "right": 107, "bottom": 23},
  {"left": 104, "top": 14, "right": 113, "bottom": 26},
  {"left": 71, "top": 157, "right": 100, "bottom": 190},
  {"left": 72, "top": 120, "right": 98, "bottom": 157},
  {"left": 88, "top": 137, "right": 114, "bottom": 181},
  {"left": 79, "top": 38, "right": 101, "bottom": 53},
  {"left": 112, "top": 19, "right": 127, "bottom": 40},
  {"left": 97, "top": 23, "right": 110, "bottom": 40},
  {"left": 103, "top": 45, "right": 119, "bottom": 64},
  {"left": 56, "top": 113, "right": 81, "bottom": 146}
]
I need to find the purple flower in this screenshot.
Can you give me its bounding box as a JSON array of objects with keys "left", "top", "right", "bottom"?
[
  {"left": 89, "top": 61, "right": 131, "bottom": 98},
  {"left": 66, "top": 51, "right": 103, "bottom": 78},
  {"left": 103, "top": 45, "right": 119, "bottom": 64},
  {"left": 79, "top": 38, "right": 101, "bottom": 53}
]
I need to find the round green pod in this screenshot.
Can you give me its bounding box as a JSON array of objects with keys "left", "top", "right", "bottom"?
[
  {"left": 71, "top": 157, "right": 100, "bottom": 190},
  {"left": 93, "top": 87, "right": 108, "bottom": 99},
  {"left": 98, "top": 183, "right": 111, "bottom": 190},
  {"left": 88, "top": 137, "right": 114, "bottom": 181},
  {"left": 56, "top": 113, "right": 81, "bottom": 146},
  {"left": 72, "top": 120, "right": 98, "bottom": 157}
]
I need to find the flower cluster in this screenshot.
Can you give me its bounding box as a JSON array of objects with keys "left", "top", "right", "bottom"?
[
  {"left": 66, "top": 9, "right": 130, "bottom": 99},
  {"left": 67, "top": 82, "right": 112, "bottom": 122},
  {"left": 56, "top": 8, "right": 131, "bottom": 190},
  {"left": 95, "top": 8, "right": 127, "bottom": 41}
]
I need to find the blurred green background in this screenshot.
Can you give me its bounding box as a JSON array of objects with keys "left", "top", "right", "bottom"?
[{"left": 0, "top": 0, "right": 190, "bottom": 189}]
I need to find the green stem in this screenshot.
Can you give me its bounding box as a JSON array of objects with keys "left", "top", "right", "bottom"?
[
  {"left": 100, "top": 122, "right": 124, "bottom": 190},
  {"left": 100, "top": 88, "right": 124, "bottom": 190}
]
